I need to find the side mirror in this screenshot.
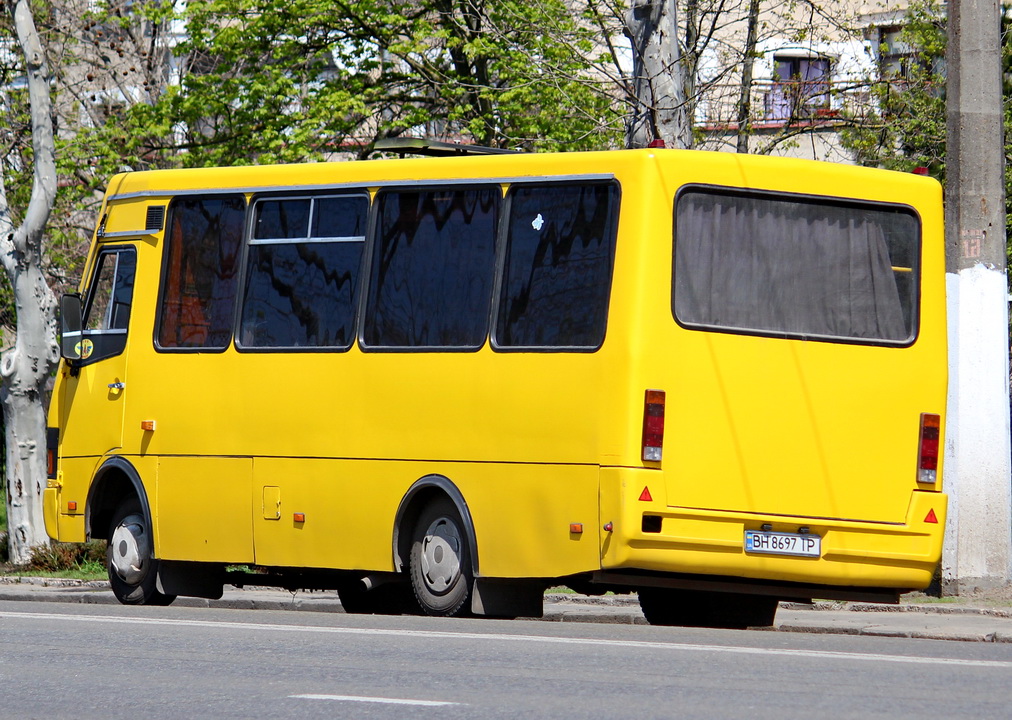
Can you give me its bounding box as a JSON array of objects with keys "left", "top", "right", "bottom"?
[{"left": 60, "top": 294, "right": 83, "bottom": 361}]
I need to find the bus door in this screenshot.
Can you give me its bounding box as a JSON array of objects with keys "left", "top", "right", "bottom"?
[{"left": 60, "top": 246, "right": 137, "bottom": 457}]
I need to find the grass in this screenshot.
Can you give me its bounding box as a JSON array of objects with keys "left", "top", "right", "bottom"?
[
  {"left": 0, "top": 540, "right": 108, "bottom": 581},
  {"left": 2, "top": 564, "right": 107, "bottom": 581}
]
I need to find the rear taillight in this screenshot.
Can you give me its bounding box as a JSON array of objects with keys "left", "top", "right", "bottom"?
[
  {"left": 917, "top": 413, "right": 940, "bottom": 483},
  {"left": 642, "top": 389, "right": 665, "bottom": 462}
]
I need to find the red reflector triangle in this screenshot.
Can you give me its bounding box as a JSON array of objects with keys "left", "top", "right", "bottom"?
[
  {"left": 924, "top": 509, "right": 938, "bottom": 524},
  {"left": 639, "top": 487, "right": 653, "bottom": 502}
]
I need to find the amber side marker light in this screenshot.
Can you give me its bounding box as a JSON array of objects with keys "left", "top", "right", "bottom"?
[
  {"left": 67, "top": 501, "right": 78, "bottom": 512},
  {"left": 570, "top": 523, "right": 583, "bottom": 534},
  {"left": 293, "top": 513, "right": 306, "bottom": 523},
  {"left": 917, "top": 413, "right": 941, "bottom": 483}
]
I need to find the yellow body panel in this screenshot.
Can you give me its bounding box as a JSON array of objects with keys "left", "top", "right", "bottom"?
[{"left": 46, "top": 149, "right": 947, "bottom": 595}]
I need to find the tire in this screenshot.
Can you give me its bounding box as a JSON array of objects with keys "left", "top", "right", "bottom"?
[
  {"left": 107, "top": 498, "right": 176, "bottom": 606},
  {"left": 409, "top": 498, "right": 473, "bottom": 617},
  {"left": 638, "top": 588, "right": 778, "bottom": 629}
]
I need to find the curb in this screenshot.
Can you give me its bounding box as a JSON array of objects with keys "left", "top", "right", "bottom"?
[{"left": 3, "top": 578, "right": 1011, "bottom": 642}]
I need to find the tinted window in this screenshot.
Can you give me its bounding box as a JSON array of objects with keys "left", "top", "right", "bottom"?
[
  {"left": 495, "top": 182, "right": 619, "bottom": 349},
  {"left": 157, "top": 195, "right": 245, "bottom": 349},
  {"left": 363, "top": 186, "right": 499, "bottom": 348},
  {"left": 240, "top": 194, "right": 368, "bottom": 349},
  {"left": 254, "top": 198, "right": 311, "bottom": 239},
  {"left": 80, "top": 247, "right": 136, "bottom": 365},
  {"left": 673, "top": 189, "right": 918, "bottom": 343}
]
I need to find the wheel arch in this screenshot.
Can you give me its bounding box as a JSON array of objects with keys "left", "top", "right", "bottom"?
[
  {"left": 86, "top": 456, "right": 153, "bottom": 545},
  {"left": 392, "top": 474, "right": 479, "bottom": 577}
]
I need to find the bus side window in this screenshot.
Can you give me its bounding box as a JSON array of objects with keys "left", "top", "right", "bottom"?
[
  {"left": 156, "top": 195, "right": 246, "bottom": 350},
  {"left": 239, "top": 194, "right": 368, "bottom": 349},
  {"left": 494, "top": 182, "right": 620, "bottom": 350},
  {"left": 79, "top": 248, "right": 136, "bottom": 365},
  {"left": 362, "top": 185, "right": 500, "bottom": 349}
]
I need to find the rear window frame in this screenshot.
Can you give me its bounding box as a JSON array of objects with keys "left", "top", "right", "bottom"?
[{"left": 671, "top": 184, "right": 923, "bottom": 348}]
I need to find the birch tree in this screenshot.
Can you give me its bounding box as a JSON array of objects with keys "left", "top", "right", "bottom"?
[
  {"left": 0, "top": 0, "right": 59, "bottom": 564},
  {"left": 625, "top": 0, "right": 689, "bottom": 148}
]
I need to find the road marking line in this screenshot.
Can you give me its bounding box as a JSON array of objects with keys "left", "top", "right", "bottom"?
[
  {"left": 2, "top": 610, "right": 1010, "bottom": 669},
  {"left": 292, "top": 694, "right": 459, "bottom": 706}
]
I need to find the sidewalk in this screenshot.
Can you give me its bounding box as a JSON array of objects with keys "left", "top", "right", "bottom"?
[{"left": 2, "top": 576, "right": 1011, "bottom": 643}]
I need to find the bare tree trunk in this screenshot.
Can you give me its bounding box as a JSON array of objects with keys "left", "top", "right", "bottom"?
[
  {"left": 625, "top": 0, "right": 689, "bottom": 148},
  {"left": 735, "top": 0, "right": 761, "bottom": 153},
  {"left": 1, "top": 0, "right": 60, "bottom": 564},
  {"left": 682, "top": 0, "right": 698, "bottom": 133}
]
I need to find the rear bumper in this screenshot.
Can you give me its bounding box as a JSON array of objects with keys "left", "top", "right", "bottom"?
[{"left": 600, "top": 467, "right": 946, "bottom": 592}]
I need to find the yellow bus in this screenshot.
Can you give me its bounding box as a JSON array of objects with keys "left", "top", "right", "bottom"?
[{"left": 45, "top": 143, "right": 947, "bottom": 627}]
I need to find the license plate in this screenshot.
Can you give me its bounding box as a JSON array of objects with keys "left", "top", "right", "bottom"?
[{"left": 744, "top": 530, "right": 821, "bottom": 558}]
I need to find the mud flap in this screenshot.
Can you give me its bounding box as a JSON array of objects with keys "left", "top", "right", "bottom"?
[
  {"left": 471, "top": 578, "right": 544, "bottom": 618},
  {"left": 157, "top": 560, "right": 225, "bottom": 600}
]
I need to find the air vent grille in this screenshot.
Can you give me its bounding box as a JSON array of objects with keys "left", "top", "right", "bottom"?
[{"left": 146, "top": 205, "right": 166, "bottom": 231}]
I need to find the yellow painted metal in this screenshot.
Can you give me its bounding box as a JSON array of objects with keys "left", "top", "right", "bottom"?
[
  {"left": 46, "top": 148, "right": 947, "bottom": 593},
  {"left": 262, "top": 486, "right": 281, "bottom": 520},
  {"left": 250, "top": 458, "right": 599, "bottom": 577},
  {"left": 155, "top": 457, "right": 254, "bottom": 563},
  {"left": 43, "top": 488, "right": 59, "bottom": 539}
]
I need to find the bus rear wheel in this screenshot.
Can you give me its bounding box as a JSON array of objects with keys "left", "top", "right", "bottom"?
[
  {"left": 107, "top": 498, "right": 176, "bottom": 606},
  {"left": 409, "top": 499, "right": 473, "bottom": 617},
  {"left": 638, "top": 588, "right": 778, "bottom": 629}
]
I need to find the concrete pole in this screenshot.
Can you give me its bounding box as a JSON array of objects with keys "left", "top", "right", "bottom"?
[{"left": 943, "top": 0, "right": 1012, "bottom": 593}]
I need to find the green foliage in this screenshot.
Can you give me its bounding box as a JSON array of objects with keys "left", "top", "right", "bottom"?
[
  {"left": 23, "top": 541, "right": 107, "bottom": 575},
  {"left": 840, "top": 0, "right": 1012, "bottom": 248},
  {"left": 839, "top": 1, "right": 948, "bottom": 176},
  {"left": 0, "top": 0, "right": 622, "bottom": 337}
]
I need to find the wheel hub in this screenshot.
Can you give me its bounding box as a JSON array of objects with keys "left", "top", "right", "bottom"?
[
  {"left": 110, "top": 514, "right": 147, "bottom": 585},
  {"left": 419, "top": 517, "right": 462, "bottom": 594}
]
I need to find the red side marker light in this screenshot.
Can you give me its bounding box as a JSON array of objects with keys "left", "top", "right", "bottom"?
[
  {"left": 912, "top": 167, "right": 929, "bottom": 176},
  {"left": 925, "top": 509, "right": 938, "bottom": 524},
  {"left": 639, "top": 486, "right": 653, "bottom": 502}
]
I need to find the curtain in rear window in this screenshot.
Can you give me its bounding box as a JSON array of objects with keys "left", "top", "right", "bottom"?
[{"left": 673, "top": 189, "right": 917, "bottom": 343}]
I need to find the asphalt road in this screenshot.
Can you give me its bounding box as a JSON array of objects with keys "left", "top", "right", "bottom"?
[{"left": 1, "top": 601, "right": 1011, "bottom": 720}]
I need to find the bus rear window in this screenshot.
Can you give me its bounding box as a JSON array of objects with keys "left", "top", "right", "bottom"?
[{"left": 673, "top": 188, "right": 918, "bottom": 344}]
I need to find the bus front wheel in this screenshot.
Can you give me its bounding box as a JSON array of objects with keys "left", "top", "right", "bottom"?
[
  {"left": 107, "top": 498, "right": 176, "bottom": 606},
  {"left": 409, "top": 498, "right": 473, "bottom": 617},
  {"left": 638, "top": 588, "right": 778, "bottom": 629}
]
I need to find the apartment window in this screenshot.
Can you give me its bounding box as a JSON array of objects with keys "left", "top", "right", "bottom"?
[{"left": 765, "top": 54, "right": 831, "bottom": 121}]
